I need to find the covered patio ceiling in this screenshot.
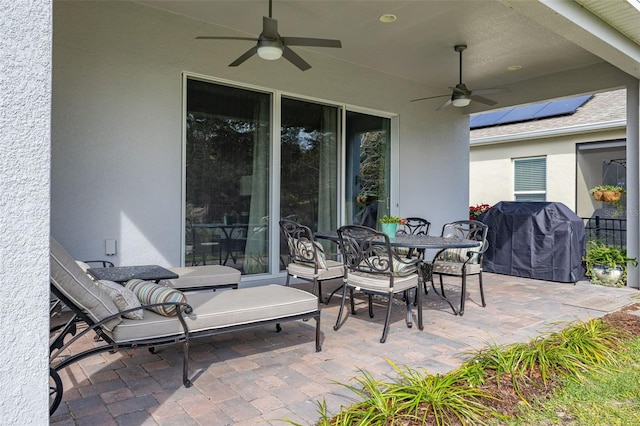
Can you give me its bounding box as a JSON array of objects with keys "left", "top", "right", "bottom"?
[{"left": 136, "top": 0, "right": 640, "bottom": 109}]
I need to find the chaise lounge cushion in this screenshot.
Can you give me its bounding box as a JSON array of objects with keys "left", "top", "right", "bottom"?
[
  {"left": 106, "top": 284, "right": 318, "bottom": 342},
  {"left": 160, "top": 265, "right": 241, "bottom": 290},
  {"left": 50, "top": 237, "right": 122, "bottom": 331},
  {"left": 95, "top": 279, "right": 144, "bottom": 320}
]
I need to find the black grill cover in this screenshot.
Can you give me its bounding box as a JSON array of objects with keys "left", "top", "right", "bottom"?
[{"left": 479, "top": 201, "right": 586, "bottom": 283}]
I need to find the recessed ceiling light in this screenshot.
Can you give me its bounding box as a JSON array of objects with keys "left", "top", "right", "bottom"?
[
  {"left": 379, "top": 14, "right": 397, "bottom": 23},
  {"left": 508, "top": 65, "right": 522, "bottom": 71}
]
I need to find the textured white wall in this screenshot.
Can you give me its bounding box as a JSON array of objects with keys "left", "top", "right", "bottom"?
[
  {"left": 0, "top": 0, "right": 51, "bottom": 423},
  {"left": 51, "top": 1, "right": 469, "bottom": 267}
]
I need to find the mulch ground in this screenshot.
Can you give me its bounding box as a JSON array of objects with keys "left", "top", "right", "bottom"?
[
  {"left": 392, "top": 303, "right": 640, "bottom": 426},
  {"left": 476, "top": 302, "right": 640, "bottom": 423}
]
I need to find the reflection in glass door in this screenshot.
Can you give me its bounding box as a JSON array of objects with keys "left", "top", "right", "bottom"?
[
  {"left": 185, "top": 78, "right": 271, "bottom": 275},
  {"left": 346, "top": 111, "right": 391, "bottom": 229},
  {"left": 280, "top": 98, "right": 339, "bottom": 268}
]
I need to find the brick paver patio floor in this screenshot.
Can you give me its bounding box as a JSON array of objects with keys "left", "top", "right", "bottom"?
[{"left": 50, "top": 273, "right": 639, "bottom": 425}]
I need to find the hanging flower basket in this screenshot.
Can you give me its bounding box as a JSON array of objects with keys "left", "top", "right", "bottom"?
[{"left": 590, "top": 185, "right": 624, "bottom": 203}]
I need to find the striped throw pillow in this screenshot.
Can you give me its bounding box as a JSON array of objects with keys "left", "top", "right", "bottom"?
[
  {"left": 125, "top": 279, "right": 187, "bottom": 317},
  {"left": 436, "top": 247, "right": 480, "bottom": 264}
]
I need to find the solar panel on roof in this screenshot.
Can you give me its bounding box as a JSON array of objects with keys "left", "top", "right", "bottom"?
[
  {"left": 534, "top": 95, "right": 592, "bottom": 120},
  {"left": 469, "top": 109, "right": 512, "bottom": 128},
  {"left": 470, "top": 94, "right": 593, "bottom": 129},
  {"left": 495, "top": 103, "right": 548, "bottom": 125}
]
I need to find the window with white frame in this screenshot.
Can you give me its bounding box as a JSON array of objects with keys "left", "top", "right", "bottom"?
[{"left": 513, "top": 157, "right": 546, "bottom": 201}]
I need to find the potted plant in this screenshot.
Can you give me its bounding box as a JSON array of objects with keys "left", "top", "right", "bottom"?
[
  {"left": 590, "top": 185, "right": 624, "bottom": 203},
  {"left": 469, "top": 203, "right": 491, "bottom": 220},
  {"left": 590, "top": 185, "right": 625, "bottom": 216},
  {"left": 582, "top": 240, "right": 637, "bottom": 286},
  {"left": 379, "top": 215, "right": 406, "bottom": 238}
]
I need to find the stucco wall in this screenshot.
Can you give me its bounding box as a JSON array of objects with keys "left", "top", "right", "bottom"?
[
  {"left": 51, "top": 1, "right": 471, "bottom": 268},
  {"left": 469, "top": 128, "right": 625, "bottom": 211},
  {"left": 0, "top": 0, "right": 51, "bottom": 422}
]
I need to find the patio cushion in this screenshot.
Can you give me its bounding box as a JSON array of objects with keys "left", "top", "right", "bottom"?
[
  {"left": 436, "top": 247, "right": 480, "bottom": 264},
  {"left": 107, "top": 284, "right": 318, "bottom": 342},
  {"left": 287, "top": 259, "right": 342, "bottom": 280},
  {"left": 160, "top": 265, "right": 241, "bottom": 290},
  {"left": 290, "top": 238, "right": 328, "bottom": 269},
  {"left": 360, "top": 256, "right": 418, "bottom": 277},
  {"left": 125, "top": 279, "right": 187, "bottom": 317},
  {"left": 75, "top": 260, "right": 91, "bottom": 272},
  {"left": 347, "top": 270, "right": 418, "bottom": 292},
  {"left": 95, "top": 279, "right": 144, "bottom": 320},
  {"left": 50, "top": 237, "right": 122, "bottom": 331},
  {"left": 432, "top": 261, "right": 482, "bottom": 275}
]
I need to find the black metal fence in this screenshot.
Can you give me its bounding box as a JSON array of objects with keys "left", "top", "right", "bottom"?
[{"left": 582, "top": 216, "right": 626, "bottom": 249}]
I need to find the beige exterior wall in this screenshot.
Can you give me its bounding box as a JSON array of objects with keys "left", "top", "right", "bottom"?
[{"left": 469, "top": 127, "right": 625, "bottom": 213}]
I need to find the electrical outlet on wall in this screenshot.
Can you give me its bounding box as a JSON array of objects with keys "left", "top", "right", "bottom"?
[{"left": 105, "top": 239, "right": 117, "bottom": 256}]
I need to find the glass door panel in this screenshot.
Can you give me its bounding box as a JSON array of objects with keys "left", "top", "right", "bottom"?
[
  {"left": 185, "top": 78, "right": 271, "bottom": 275},
  {"left": 280, "top": 98, "right": 339, "bottom": 268},
  {"left": 346, "top": 111, "right": 391, "bottom": 229}
]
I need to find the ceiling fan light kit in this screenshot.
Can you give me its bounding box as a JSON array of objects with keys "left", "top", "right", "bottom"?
[
  {"left": 257, "top": 40, "right": 283, "bottom": 60},
  {"left": 196, "top": 0, "right": 342, "bottom": 71},
  {"left": 452, "top": 96, "right": 471, "bottom": 107}
]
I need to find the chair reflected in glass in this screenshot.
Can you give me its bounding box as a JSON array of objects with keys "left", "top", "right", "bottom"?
[
  {"left": 334, "top": 225, "right": 423, "bottom": 343},
  {"left": 279, "top": 219, "right": 344, "bottom": 303},
  {"left": 429, "top": 220, "right": 489, "bottom": 316},
  {"left": 186, "top": 219, "right": 221, "bottom": 266}
]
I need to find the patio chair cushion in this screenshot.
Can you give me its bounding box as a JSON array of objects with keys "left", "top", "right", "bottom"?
[
  {"left": 347, "top": 270, "right": 418, "bottom": 292},
  {"left": 50, "top": 237, "right": 122, "bottom": 331},
  {"left": 106, "top": 284, "right": 318, "bottom": 342},
  {"left": 95, "top": 279, "right": 144, "bottom": 320},
  {"left": 432, "top": 261, "right": 482, "bottom": 275},
  {"left": 360, "top": 256, "right": 418, "bottom": 277},
  {"left": 287, "top": 259, "right": 343, "bottom": 280},
  {"left": 436, "top": 247, "right": 480, "bottom": 264},
  {"left": 291, "top": 239, "right": 328, "bottom": 269},
  {"left": 125, "top": 279, "right": 187, "bottom": 317}
]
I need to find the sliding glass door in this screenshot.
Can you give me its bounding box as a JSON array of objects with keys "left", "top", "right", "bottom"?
[
  {"left": 280, "top": 97, "right": 338, "bottom": 231},
  {"left": 185, "top": 77, "right": 393, "bottom": 277},
  {"left": 279, "top": 98, "right": 339, "bottom": 268},
  {"left": 185, "top": 78, "right": 271, "bottom": 274},
  {"left": 345, "top": 111, "right": 391, "bottom": 229}
]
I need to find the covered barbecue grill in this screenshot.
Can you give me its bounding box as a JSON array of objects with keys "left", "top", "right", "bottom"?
[{"left": 479, "top": 201, "right": 586, "bottom": 283}]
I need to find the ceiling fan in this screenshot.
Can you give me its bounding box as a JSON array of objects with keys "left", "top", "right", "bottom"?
[
  {"left": 411, "top": 44, "right": 509, "bottom": 110},
  {"left": 196, "top": 0, "right": 342, "bottom": 71}
]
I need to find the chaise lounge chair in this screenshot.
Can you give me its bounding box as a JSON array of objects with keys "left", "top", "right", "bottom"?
[{"left": 49, "top": 237, "right": 321, "bottom": 414}]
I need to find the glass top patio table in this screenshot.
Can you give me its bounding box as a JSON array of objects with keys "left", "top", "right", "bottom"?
[
  {"left": 314, "top": 230, "right": 481, "bottom": 250},
  {"left": 315, "top": 230, "right": 481, "bottom": 313}
]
